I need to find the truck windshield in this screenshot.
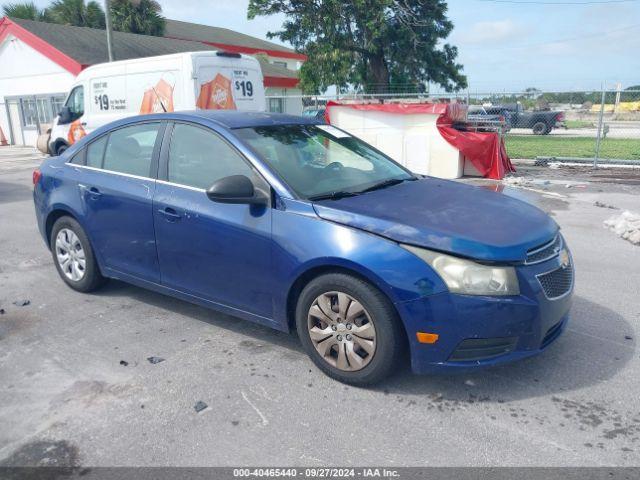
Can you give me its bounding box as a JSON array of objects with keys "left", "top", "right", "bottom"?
[{"left": 234, "top": 125, "right": 414, "bottom": 199}]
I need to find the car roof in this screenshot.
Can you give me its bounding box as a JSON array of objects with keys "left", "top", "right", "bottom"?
[{"left": 113, "top": 110, "right": 323, "bottom": 130}]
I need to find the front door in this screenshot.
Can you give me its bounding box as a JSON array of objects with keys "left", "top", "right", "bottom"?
[
  {"left": 79, "top": 122, "right": 164, "bottom": 283},
  {"left": 153, "top": 122, "right": 273, "bottom": 318}
]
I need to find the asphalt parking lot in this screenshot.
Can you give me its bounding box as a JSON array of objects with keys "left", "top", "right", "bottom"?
[{"left": 0, "top": 147, "right": 639, "bottom": 467}]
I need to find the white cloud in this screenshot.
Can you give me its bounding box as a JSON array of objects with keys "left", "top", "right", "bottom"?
[{"left": 457, "top": 19, "right": 524, "bottom": 45}]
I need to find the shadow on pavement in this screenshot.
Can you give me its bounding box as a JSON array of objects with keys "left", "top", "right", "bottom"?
[{"left": 94, "top": 283, "right": 634, "bottom": 402}]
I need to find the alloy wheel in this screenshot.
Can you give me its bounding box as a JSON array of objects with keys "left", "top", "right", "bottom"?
[
  {"left": 55, "top": 228, "right": 86, "bottom": 281},
  {"left": 307, "top": 291, "right": 376, "bottom": 371}
]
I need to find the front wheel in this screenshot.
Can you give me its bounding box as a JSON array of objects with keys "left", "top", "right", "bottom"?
[
  {"left": 50, "top": 216, "right": 105, "bottom": 292},
  {"left": 296, "top": 273, "right": 404, "bottom": 386},
  {"left": 56, "top": 143, "right": 68, "bottom": 156}
]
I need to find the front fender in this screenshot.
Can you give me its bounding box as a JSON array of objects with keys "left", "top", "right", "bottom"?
[{"left": 271, "top": 199, "right": 447, "bottom": 329}]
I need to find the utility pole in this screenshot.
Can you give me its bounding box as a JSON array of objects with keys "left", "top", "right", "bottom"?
[{"left": 105, "top": 0, "right": 114, "bottom": 61}]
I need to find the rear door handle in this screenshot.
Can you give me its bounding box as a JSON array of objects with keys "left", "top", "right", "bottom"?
[
  {"left": 79, "top": 184, "right": 102, "bottom": 198},
  {"left": 158, "top": 207, "right": 181, "bottom": 221}
]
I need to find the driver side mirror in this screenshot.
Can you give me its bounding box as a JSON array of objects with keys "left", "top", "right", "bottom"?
[
  {"left": 206, "top": 175, "right": 268, "bottom": 205},
  {"left": 58, "top": 106, "right": 72, "bottom": 125}
]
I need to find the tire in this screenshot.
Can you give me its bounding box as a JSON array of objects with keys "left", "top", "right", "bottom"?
[
  {"left": 50, "top": 216, "right": 105, "bottom": 292},
  {"left": 296, "top": 273, "right": 404, "bottom": 386},
  {"left": 532, "top": 122, "right": 550, "bottom": 135},
  {"left": 56, "top": 144, "right": 68, "bottom": 156}
]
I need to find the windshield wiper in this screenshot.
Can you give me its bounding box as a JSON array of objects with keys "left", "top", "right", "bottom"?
[
  {"left": 358, "top": 177, "right": 415, "bottom": 194},
  {"left": 308, "top": 191, "right": 359, "bottom": 201}
]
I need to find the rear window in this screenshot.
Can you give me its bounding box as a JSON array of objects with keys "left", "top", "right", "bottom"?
[
  {"left": 86, "top": 136, "right": 107, "bottom": 168},
  {"left": 102, "top": 123, "right": 160, "bottom": 177}
]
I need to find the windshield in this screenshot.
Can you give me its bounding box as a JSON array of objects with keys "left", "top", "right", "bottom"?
[{"left": 234, "top": 125, "right": 414, "bottom": 199}]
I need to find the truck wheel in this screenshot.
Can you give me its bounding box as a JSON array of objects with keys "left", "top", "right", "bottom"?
[
  {"left": 296, "top": 273, "right": 404, "bottom": 386},
  {"left": 56, "top": 143, "right": 68, "bottom": 156},
  {"left": 532, "top": 122, "right": 550, "bottom": 135}
]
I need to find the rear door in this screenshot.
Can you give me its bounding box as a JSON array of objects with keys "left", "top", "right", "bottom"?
[
  {"left": 153, "top": 122, "right": 273, "bottom": 318},
  {"left": 76, "top": 121, "right": 165, "bottom": 283},
  {"left": 194, "top": 55, "right": 265, "bottom": 112}
]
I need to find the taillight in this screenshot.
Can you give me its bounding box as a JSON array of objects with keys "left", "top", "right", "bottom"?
[
  {"left": 556, "top": 112, "right": 565, "bottom": 121},
  {"left": 33, "top": 169, "right": 42, "bottom": 185}
]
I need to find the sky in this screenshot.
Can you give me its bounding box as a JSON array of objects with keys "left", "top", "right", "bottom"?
[{"left": 10, "top": 0, "right": 640, "bottom": 93}]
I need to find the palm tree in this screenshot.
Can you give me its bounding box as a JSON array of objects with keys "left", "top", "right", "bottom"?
[
  {"left": 110, "top": 0, "right": 165, "bottom": 36},
  {"left": 48, "top": 0, "right": 105, "bottom": 29},
  {"left": 2, "top": 2, "right": 51, "bottom": 21}
]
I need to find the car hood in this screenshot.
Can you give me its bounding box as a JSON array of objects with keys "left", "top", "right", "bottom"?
[{"left": 312, "top": 177, "right": 558, "bottom": 263}]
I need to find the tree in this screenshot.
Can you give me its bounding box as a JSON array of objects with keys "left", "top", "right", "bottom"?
[
  {"left": 2, "top": 2, "right": 51, "bottom": 21},
  {"left": 248, "top": 0, "right": 467, "bottom": 94},
  {"left": 110, "top": 0, "right": 165, "bottom": 36},
  {"left": 48, "top": 0, "right": 105, "bottom": 28}
]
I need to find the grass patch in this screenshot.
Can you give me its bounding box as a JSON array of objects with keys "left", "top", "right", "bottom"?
[
  {"left": 564, "top": 120, "right": 595, "bottom": 129},
  {"left": 505, "top": 135, "right": 640, "bottom": 160}
]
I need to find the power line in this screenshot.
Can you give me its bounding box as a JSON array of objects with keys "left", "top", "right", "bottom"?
[{"left": 475, "top": 0, "right": 638, "bottom": 4}]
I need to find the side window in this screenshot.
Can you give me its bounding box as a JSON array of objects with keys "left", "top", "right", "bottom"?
[
  {"left": 65, "top": 86, "right": 84, "bottom": 120},
  {"left": 69, "top": 151, "right": 84, "bottom": 165},
  {"left": 168, "top": 124, "right": 258, "bottom": 190},
  {"left": 103, "top": 123, "right": 160, "bottom": 177},
  {"left": 86, "top": 136, "right": 108, "bottom": 168}
]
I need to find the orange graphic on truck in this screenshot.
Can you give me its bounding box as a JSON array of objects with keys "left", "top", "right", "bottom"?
[
  {"left": 140, "top": 79, "right": 175, "bottom": 114},
  {"left": 67, "top": 119, "right": 86, "bottom": 144},
  {"left": 197, "top": 74, "right": 236, "bottom": 110}
]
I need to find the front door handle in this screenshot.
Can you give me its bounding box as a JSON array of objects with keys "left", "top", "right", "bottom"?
[{"left": 158, "top": 207, "right": 181, "bottom": 221}]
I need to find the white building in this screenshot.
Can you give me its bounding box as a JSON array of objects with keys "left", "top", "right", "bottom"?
[{"left": 0, "top": 16, "right": 304, "bottom": 146}]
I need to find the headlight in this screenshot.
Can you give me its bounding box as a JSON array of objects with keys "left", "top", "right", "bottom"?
[{"left": 401, "top": 244, "right": 520, "bottom": 296}]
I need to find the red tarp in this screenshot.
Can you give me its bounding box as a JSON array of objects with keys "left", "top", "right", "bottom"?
[{"left": 325, "top": 101, "right": 515, "bottom": 180}]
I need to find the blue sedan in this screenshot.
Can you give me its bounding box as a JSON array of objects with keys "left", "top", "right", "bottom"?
[{"left": 33, "top": 111, "right": 573, "bottom": 385}]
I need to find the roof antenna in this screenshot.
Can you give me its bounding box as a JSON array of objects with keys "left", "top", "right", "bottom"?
[{"left": 152, "top": 86, "right": 167, "bottom": 113}]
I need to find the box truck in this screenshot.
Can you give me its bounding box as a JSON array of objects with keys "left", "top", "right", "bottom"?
[{"left": 47, "top": 51, "right": 266, "bottom": 155}]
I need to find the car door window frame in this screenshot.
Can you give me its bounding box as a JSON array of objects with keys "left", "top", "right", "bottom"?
[
  {"left": 158, "top": 121, "right": 272, "bottom": 202},
  {"left": 66, "top": 121, "right": 167, "bottom": 180}
]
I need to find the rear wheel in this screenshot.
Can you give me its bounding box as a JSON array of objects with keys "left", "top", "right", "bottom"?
[
  {"left": 296, "top": 273, "right": 404, "bottom": 386},
  {"left": 50, "top": 216, "right": 105, "bottom": 292},
  {"left": 532, "top": 122, "right": 550, "bottom": 135}
]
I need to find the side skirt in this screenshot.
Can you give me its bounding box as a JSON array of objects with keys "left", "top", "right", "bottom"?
[{"left": 103, "top": 267, "right": 287, "bottom": 332}]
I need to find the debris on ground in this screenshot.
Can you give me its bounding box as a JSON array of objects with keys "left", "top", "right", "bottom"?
[
  {"left": 595, "top": 201, "right": 618, "bottom": 210},
  {"left": 119, "top": 360, "right": 129, "bottom": 367},
  {"left": 146, "top": 356, "right": 165, "bottom": 364},
  {"left": 604, "top": 211, "right": 640, "bottom": 246},
  {"left": 13, "top": 299, "right": 30, "bottom": 307},
  {"left": 0, "top": 308, "right": 5, "bottom": 315},
  {"left": 625, "top": 335, "right": 633, "bottom": 340},
  {"left": 194, "top": 401, "right": 208, "bottom": 413},
  {"left": 502, "top": 176, "right": 529, "bottom": 187}
]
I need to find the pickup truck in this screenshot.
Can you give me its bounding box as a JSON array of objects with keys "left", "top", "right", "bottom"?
[{"left": 485, "top": 104, "right": 565, "bottom": 135}]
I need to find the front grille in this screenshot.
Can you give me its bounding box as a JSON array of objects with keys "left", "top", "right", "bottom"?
[
  {"left": 526, "top": 234, "right": 562, "bottom": 264},
  {"left": 541, "top": 320, "right": 564, "bottom": 348},
  {"left": 449, "top": 337, "right": 518, "bottom": 362},
  {"left": 537, "top": 263, "right": 573, "bottom": 299}
]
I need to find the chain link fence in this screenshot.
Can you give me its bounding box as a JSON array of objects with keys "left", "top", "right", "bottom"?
[{"left": 266, "top": 88, "right": 640, "bottom": 166}]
